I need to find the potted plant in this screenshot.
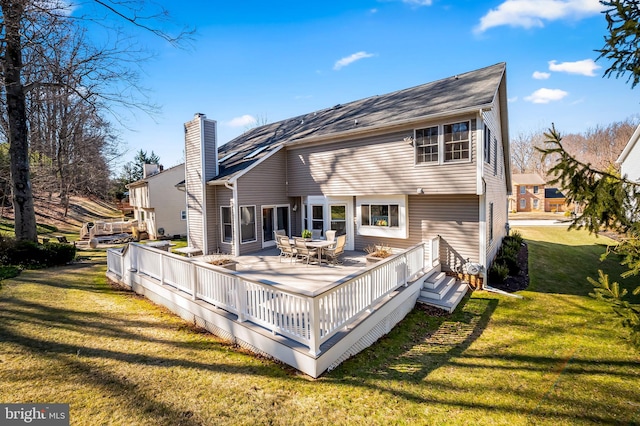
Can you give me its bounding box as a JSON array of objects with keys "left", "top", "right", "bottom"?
[
  {"left": 301, "top": 229, "right": 312, "bottom": 240},
  {"left": 202, "top": 255, "right": 238, "bottom": 271},
  {"left": 364, "top": 243, "right": 393, "bottom": 266}
]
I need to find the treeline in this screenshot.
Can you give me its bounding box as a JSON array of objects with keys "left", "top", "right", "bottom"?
[{"left": 511, "top": 117, "right": 638, "bottom": 177}]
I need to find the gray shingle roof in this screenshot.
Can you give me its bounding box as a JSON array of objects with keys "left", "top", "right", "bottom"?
[{"left": 214, "top": 62, "right": 506, "bottom": 182}]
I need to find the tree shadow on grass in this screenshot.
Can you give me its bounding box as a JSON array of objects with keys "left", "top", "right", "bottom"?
[
  {"left": 323, "top": 294, "right": 639, "bottom": 424},
  {"left": 0, "top": 265, "right": 293, "bottom": 425}
]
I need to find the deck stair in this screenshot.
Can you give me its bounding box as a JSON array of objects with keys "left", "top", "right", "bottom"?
[{"left": 415, "top": 265, "right": 468, "bottom": 313}]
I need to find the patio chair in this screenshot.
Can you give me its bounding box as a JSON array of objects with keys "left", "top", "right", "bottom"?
[
  {"left": 277, "top": 235, "right": 297, "bottom": 263},
  {"left": 324, "top": 235, "right": 346, "bottom": 266},
  {"left": 294, "top": 238, "right": 318, "bottom": 265},
  {"left": 274, "top": 229, "right": 286, "bottom": 239},
  {"left": 325, "top": 230, "right": 336, "bottom": 242}
]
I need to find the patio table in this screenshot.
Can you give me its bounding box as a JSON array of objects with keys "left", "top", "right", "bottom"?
[{"left": 304, "top": 240, "right": 335, "bottom": 264}]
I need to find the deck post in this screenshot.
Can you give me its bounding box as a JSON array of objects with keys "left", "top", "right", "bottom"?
[
  {"left": 366, "top": 272, "right": 374, "bottom": 313},
  {"left": 236, "top": 278, "right": 247, "bottom": 322},
  {"left": 191, "top": 262, "right": 197, "bottom": 301},
  {"left": 402, "top": 253, "right": 408, "bottom": 287},
  {"left": 160, "top": 252, "right": 165, "bottom": 286},
  {"left": 308, "top": 297, "right": 321, "bottom": 356}
]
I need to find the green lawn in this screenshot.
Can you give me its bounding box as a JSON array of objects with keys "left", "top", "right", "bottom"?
[{"left": 0, "top": 227, "right": 638, "bottom": 425}]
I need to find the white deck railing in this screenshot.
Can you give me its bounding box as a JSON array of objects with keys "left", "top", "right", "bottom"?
[{"left": 106, "top": 237, "right": 440, "bottom": 356}]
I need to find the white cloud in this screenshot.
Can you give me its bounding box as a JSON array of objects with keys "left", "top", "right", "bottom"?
[
  {"left": 524, "top": 88, "right": 569, "bottom": 104},
  {"left": 475, "top": 0, "right": 603, "bottom": 33},
  {"left": 508, "top": 96, "right": 518, "bottom": 103},
  {"left": 227, "top": 115, "right": 256, "bottom": 127},
  {"left": 402, "top": 0, "right": 433, "bottom": 5},
  {"left": 333, "top": 51, "right": 375, "bottom": 71},
  {"left": 548, "top": 59, "right": 601, "bottom": 76},
  {"left": 533, "top": 71, "right": 551, "bottom": 80}
]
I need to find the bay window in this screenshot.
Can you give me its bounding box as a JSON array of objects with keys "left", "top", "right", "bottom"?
[{"left": 357, "top": 195, "right": 408, "bottom": 239}]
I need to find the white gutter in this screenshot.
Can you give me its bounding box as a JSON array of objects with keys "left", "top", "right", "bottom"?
[{"left": 225, "top": 180, "right": 240, "bottom": 256}]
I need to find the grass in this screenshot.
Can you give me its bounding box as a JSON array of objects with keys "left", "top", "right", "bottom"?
[{"left": 0, "top": 227, "right": 639, "bottom": 425}]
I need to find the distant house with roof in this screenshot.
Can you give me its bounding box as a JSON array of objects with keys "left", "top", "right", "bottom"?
[
  {"left": 127, "top": 163, "right": 186, "bottom": 239},
  {"left": 183, "top": 62, "right": 511, "bottom": 274},
  {"left": 510, "top": 173, "right": 545, "bottom": 212},
  {"left": 544, "top": 188, "right": 568, "bottom": 212}
]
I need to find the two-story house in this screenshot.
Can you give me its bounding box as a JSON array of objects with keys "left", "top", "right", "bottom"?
[
  {"left": 183, "top": 63, "right": 511, "bottom": 273},
  {"left": 127, "top": 163, "right": 187, "bottom": 240},
  {"left": 510, "top": 173, "right": 545, "bottom": 212}
]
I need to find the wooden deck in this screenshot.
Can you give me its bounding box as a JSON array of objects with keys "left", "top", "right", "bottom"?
[
  {"left": 201, "top": 248, "right": 369, "bottom": 295},
  {"left": 106, "top": 240, "right": 439, "bottom": 377}
]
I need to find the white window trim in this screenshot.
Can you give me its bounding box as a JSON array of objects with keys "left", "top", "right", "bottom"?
[
  {"left": 180, "top": 210, "right": 187, "bottom": 221},
  {"left": 239, "top": 205, "right": 257, "bottom": 244},
  {"left": 520, "top": 198, "right": 526, "bottom": 209},
  {"left": 414, "top": 120, "right": 473, "bottom": 166},
  {"left": 356, "top": 195, "right": 408, "bottom": 239}
]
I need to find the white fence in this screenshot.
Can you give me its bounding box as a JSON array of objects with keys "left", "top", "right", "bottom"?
[{"left": 107, "top": 237, "right": 439, "bottom": 356}]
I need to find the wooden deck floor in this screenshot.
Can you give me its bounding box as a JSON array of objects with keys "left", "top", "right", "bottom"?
[{"left": 196, "top": 248, "right": 369, "bottom": 296}]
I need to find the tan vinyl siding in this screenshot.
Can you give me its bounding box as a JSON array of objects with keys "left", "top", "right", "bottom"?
[
  {"left": 184, "top": 119, "right": 204, "bottom": 250},
  {"left": 482, "top": 106, "right": 509, "bottom": 265},
  {"left": 287, "top": 116, "right": 478, "bottom": 197},
  {"left": 203, "top": 119, "right": 218, "bottom": 180},
  {"left": 356, "top": 194, "right": 479, "bottom": 271},
  {"left": 209, "top": 186, "right": 233, "bottom": 254},
  {"left": 236, "top": 150, "right": 290, "bottom": 255}
]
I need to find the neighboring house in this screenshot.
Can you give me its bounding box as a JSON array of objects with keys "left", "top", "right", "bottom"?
[
  {"left": 510, "top": 173, "right": 545, "bottom": 212},
  {"left": 184, "top": 62, "right": 511, "bottom": 273},
  {"left": 617, "top": 124, "right": 640, "bottom": 182},
  {"left": 128, "top": 163, "right": 187, "bottom": 239},
  {"left": 544, "top": 188, "right": 569, "bottom": 213}
]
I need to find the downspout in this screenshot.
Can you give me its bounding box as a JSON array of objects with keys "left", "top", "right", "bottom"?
[{"left": 225, "top": 180, "right": 240, "bottom": 256}]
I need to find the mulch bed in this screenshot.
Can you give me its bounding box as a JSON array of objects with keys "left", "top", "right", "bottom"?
[{"left": 488, "top": 242, "right": 530, "bottom": 293}]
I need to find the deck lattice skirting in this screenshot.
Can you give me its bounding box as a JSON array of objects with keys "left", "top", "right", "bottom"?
[{"left": 106, "top": 239, "right": 439, "bottom": 377}]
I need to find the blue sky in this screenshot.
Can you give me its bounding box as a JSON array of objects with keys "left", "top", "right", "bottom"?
[{"left": 104, "top": 0, "right": 638, "bottom": 169}]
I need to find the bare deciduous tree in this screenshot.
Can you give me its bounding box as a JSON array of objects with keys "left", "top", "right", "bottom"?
[{"left": 0, "top": 0, "right": 192, "bottom": 241}]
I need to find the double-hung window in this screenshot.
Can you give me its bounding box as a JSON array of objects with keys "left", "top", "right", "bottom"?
[
  {"left": 240, "top": 206, "right": 256, "bottom": 243},
  {"left": 484, "top": 127, "right": 491, "bottom": 164},
  {"left": 221, "top": 206, "right": 232, "bottom": 243},
  {"left": 444, "top": 121, "right": 470, "bottom": 162},
  {"left": 415, "top": 126, "right": 439, "bottom": 164},
  {"left": 415, "top": 120, "right": 471, "bottom": 165}
]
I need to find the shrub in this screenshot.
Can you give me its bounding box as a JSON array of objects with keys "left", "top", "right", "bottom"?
[
  {"left": 509, "top": 230, "right": 524, "bottom": 245},
  {"left": 488, "top": 262, "right": 509, "bottom": 283},
  {"left": 0, "top": 239, "right": 76, "bottom": 268}
]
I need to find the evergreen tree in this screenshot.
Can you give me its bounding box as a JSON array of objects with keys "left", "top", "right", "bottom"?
[{"left": 539, "top": 126, "right": 640, "bottom": 346}]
